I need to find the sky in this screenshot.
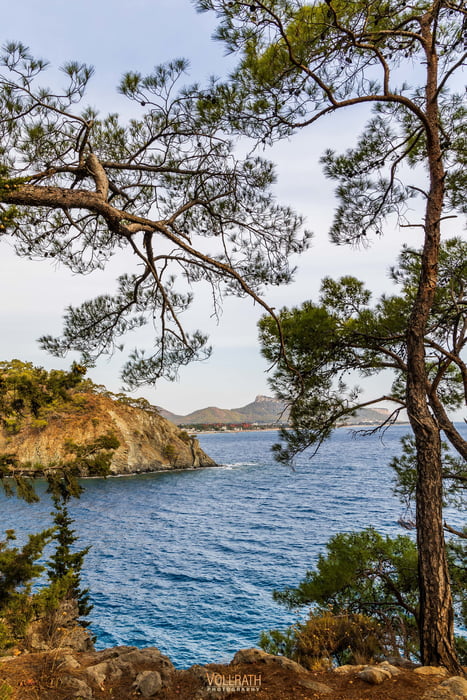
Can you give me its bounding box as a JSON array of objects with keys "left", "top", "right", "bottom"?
[{"left": 0, "top": 1, "right": 461, "bottom": 415}]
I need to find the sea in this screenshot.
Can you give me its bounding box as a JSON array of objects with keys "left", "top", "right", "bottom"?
[{"left": 0, "top": 424, "right": 464, "bottom": 668}]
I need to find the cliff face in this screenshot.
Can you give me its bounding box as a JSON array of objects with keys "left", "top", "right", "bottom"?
[{"left": 0, "top": 392, "right": 216, "bottom": 475}]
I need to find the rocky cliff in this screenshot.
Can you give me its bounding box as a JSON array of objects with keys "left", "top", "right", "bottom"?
[{"left": 0, "top": 389, "right": 216, "bottom": 476}]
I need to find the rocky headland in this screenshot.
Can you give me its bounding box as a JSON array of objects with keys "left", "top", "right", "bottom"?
[
  {"left": 1, "top": 392, "right": 215, "bottom": 476},
  {"left": 0, "top": 360, "right": 215, "bottom": 477}
]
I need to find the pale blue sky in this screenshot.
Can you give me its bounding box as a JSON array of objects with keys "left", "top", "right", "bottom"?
[{"left": 1, "top": 1, "right": 459, "bottom": 415}]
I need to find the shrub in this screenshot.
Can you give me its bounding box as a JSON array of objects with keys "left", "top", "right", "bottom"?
[
  {"left": 260, "top": 609, "right": 388, "bottom": 668},
  {"left": 0, "top": 682, "right": 13, "bottom": 700}
]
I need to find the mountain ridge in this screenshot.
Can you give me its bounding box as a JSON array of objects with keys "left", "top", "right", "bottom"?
[{"left": 158, "top": 395, "right": 394, "bottom": 426}]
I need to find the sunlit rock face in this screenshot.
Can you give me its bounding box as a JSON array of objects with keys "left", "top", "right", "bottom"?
[{"left": 0, "top": 392, "right": 216, "bottom": 475}]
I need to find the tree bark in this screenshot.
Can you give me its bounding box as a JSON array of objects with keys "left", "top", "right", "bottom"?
[{"left": 405, "top": 12, "right": 462, "bottom": 674}]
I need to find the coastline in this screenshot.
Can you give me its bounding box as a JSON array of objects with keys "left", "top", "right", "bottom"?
[{"left": 191, "top": 422, "right": 410, "bottom": 436}]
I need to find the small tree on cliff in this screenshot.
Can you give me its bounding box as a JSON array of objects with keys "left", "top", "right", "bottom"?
[
  {"left": 196, "top": 0, "right": 466, "bottom": 671},
  {"left": 47, "top": 494, "right": 92, "bottom": 624}
]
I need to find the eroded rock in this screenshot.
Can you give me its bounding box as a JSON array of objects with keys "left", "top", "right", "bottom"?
[
  {"left": 56, "top": 653, "right": 81, "bottom": 672},
  {"left": 423, "top": 675, "right": 467, "bottom": 699},
  {"left": 415, "top": 666, "right": 450, "bottom": 677},
  {"left": 133, "top": 670, "right": 163, "bottom": 697},
  {"left": 2, "top": 392, "right": 216, "bottom": 475},
  {"left": 378, "top": 661, "right": 402, "bottom": 676},
  {"left": 333, "top": 664, "right": 366, "bottom": 674},
  {"left": 60, "top": 676, "right": 94, "bottom": 699},
  {"left": 230, "top": 647, "right": 308, "bottom": 674},
  {"left": 296, "top": 677, "right": 333, "bottom": 694},
  {"left": 357, "top": 666, "right": 392, "bottom": 685}
]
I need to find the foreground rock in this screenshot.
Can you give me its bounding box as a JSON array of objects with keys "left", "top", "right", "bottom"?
[
  {"left": 25, "top": 599, "right": 94, "bottom": 653},
  {"left": 0, "top": 644, "right": 465, "bottom": 699},
  {"left": 422, "top": 676, "right": 467, "bottom": 699}
]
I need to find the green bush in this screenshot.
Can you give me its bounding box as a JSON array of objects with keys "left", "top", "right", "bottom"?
[
  {"left": 0, "top": 681, "right": 13, "bottom": 700},
  {"left": 260, "top": 609, "right": 388, "bottom": 669},
  {"left": 162, "top": 443, "right": 178, "bottom": 462}
]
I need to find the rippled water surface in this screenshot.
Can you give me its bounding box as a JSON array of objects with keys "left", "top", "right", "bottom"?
[{"left": 1, "top": 425, "right": 463, "bottom": 667}]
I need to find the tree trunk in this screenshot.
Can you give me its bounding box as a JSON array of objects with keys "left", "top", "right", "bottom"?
[{"left": 405, "top": 12, "right": 462, "bottom": 674}]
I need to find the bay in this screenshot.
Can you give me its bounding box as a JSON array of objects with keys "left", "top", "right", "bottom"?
[{"left": 0, "top": 424, "right": 463, "bottom": 668}]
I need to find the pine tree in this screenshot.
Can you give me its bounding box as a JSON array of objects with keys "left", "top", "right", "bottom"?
[
  {"left": 47, "top": 495, "right": 92, "bottom": 624},
  {"left": 198, "top": 0, "right": 466, "bottom": 671}
]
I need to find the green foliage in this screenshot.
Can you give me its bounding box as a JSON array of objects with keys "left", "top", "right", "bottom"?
[
  {"left": 0, "top": 498, "right": 94, "bottom": 649},
  {"left": 259, "top": 625, "right": 297, "bottom": 660},
  {"left": 0, "top": 360, "right": 119, "bottom": 500},
  {"left": 178, "top": 430, "right": 192, "bottom": 443},
  {"left": 455, "top": 636, "right": 467, "bottom": 666},
  {"left": 0, "top": 164, "right": 24, "bottom": 233},
  {"left": 162, "top": 442, "right": 178, "bottom": 462},
  {"left": 45, "top": 496, "right": 92, "bottom": 624},
  {"left": 272, "top": 528, "right": 420, "bottom": 660},
  {"left": 0, "top": 528, "right": 54, "bottom": 648},
  {"left": 0, "top": 681, "right": 13, "bottom": 700},
  {"left": 260, "top": 609, "right": 389, "bottom": 668},
  {"left": 392, "top": 435, "right": 467, "bottom": 512},
  {"left": 258, "top": 238, "right": 466, "bottom": 463},
  {"left": 0, "top": 360, "right": 87, "bottom": 431},
  {"left": 203, "top": 0, "right": 467, "bottom": 669},
  {"left": 0, "top": 529, "right": 54, "bottom": 607},
  {"left": 197, "top": 1, "right": 465, "bottom": 241},
  {"left": 269, "top": 526, "right": 467, "bottom": 663},
  {"left": 44, "top": 432, "right": 120, "bottom": 501},
  {"left": 275, "top": 528, "right": 418, "bottom": 611},
  {"left": 447, "top": 530, "right": 467, "bottom": 628},
  {"left": 0, "top": 42, "right": 308, "bottom": 386}
]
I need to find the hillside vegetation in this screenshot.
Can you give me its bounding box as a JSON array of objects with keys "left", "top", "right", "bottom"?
[{"left": 0, "top": 360, "right": 215, "bottom": 484}]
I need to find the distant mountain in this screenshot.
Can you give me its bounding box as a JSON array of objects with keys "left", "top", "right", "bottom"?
[
  {"left": 158, "top": 395, "right": 394, "bottom": 427},
  {"left": 158, "top": 395, "right": 285, "bottom": 425}
]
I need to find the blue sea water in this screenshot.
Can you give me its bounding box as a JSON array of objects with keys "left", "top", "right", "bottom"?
[{"left": 0, "top": 425, "right": 464, "bottom": 668}]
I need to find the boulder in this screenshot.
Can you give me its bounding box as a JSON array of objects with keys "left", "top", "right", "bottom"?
[
  {"left": 60, "top": 676, "right": 94, "bottom": 699},
  {"left": 423, "top": 676, "right": 467, "bottom": 699},
  {"left": 115, "top": 646, "right": 175, "bottom": 679},
  {"left": 89, "top": 645, "right": 137, "bottom": 662},
  {"left": 357, "top": 666, "right": 392, "bottom": 684},
  {"left": 85, "top": 661, "right": 117, "bottom": 687},
  {"left": 231, "top": 648, "right": 270, "bottom": 665},
  {"left": 333, "top": 664, "right": 366, "bottom": 674},
  {"left": 187, "top": 665, "right": 212, "bottom": 683},
  {"left": 60, "top": 625, "right": 95, "bottom": 652},
  {"left": 56, "top": 653, "right": 81, "bottom": 672},
  {"left": 230, "top": 647, "right": 308, "bottom": 674},
  {"left": 81, "top": 645, "right": 174, "bottom": 691},
  {"left": 415, "top": 666, "right": 450, "bottom": 677},
  {"left": 133, "top": 670, "right": 163, "bottom": 697},
  {"left": 384, "top": 656, "right": 417, "bottom": 669},
  {"left": 296, "top": 677, "right": 333, "bottom": 694},
  {"left": 378, "top": 661, "right": 402, "bottom": 676}
]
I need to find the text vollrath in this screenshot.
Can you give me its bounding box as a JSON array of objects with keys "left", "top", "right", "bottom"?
[{"left": 206, "top": 672, "right": 262, "bottom": 692}]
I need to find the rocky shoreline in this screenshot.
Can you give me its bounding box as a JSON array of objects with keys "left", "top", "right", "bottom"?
[
  {"left": 1, "top": 392, "right": 216, "bottom": 477},
  {"left": 1, "top": 643, "right": 465, "bottom": 699},
  {"left": 0, "top": 607, "right": 464, "bottom": 700}
]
